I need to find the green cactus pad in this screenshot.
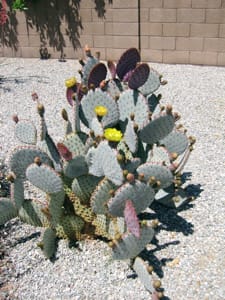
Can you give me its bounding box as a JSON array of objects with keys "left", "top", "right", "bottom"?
[
  {"left": 124, "top": 119, "right": 138, "bottom": 153},
  {"left": 139, "top": 114, "right": 175, "bottom": 145},
  {"left": 15, "top": 120, "right": 37, "bottom": 145},
  {"left": 139, "top": 68, "right": 161, "bottom": 96},
  {"left": 48, "top": 190, "right": 65, "bottom": 227},
  {"left": 133, "top": 257, "right": 154, "bottom": 293},
  {"left": 118, "top": 90, "right": 149, "bottom": 129},
  {"left": 9, "top": 146, "right": 52, "bottom": 179},
  {"left": 80, "top": 88, "right": 119, "bottom": 128},
  {"left": 0, "top": 198, "right": 17, "bottom": 225},
  {"left": 159, "top": 131, "right": 189, "bottom": 155},
  {"left": 26, "top": 163, "right": 63, "bottom": 194},
  {"left": 10, "top": 178, "right": 24, "bottom": 209},
  {"left": 64, "top": 156, "right": 88, "bottom": 178},
  {"left": 112, "top": 225, "right": 154, "bottom": 260},
  {"left": 88, "top": 141, "right": 123, "bottom": 186},
  {"left": 108, "top": 181, "right": 155, "bottom": 217},
  {"left": 72, "top": 175, "right": 101, "bottom": 205},
  {"left": 91, "top": 178, "right": 116, "bottom": 214},
  {"left": 41, "top": 228, "right": 57, "bottom": 259},
  {"left": 62, "top": 132, "right": 88, "bottom": 157},
  {"left": 147, "top": 145, "right": 171, "bottom": 166},
  {"left": 137, "top": 163, "right": 173, "bottom": 189},
  {"left": 86, "top": 147, "right": 104, "bottom": 177},
  {"left": 18, "top": 200, "right": 48, "bottom": 227}
]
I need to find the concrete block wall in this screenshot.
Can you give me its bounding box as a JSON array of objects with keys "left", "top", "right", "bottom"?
[
  {"left": 1, "top": 0, "right": 225, "bottom": 65},
  {"left": 140, "top": 0, "right": 225, "bottom": 65}
]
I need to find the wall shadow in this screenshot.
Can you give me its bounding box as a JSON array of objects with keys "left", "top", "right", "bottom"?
[
  {"left": 1, "top": 0, "right": 113, "bottom": 56},
  {"left": 24, "top": 0, "right": 82, "bottom": 56},
  {"left": 0, "top": 4, "right": 18, "bottom": 51}
]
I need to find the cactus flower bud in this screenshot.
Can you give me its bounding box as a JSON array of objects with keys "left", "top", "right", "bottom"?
[
  {"left": 153, "top": 279, "right": 161, "bottom": 289},
  {"left": 61, "top": 109, "right": 68, "bottom": 121},
  {"left": 12, "top": 114, "right": 19, "bottom": 123},
  {"left": 34, "top": 156, "right": 42, "bottom": 166},
  {"left": 37, "top": 103, "right": 45, "bottom": 116},
  {"left": 126, "top": 173, "right": 135, "bottom": 183}
]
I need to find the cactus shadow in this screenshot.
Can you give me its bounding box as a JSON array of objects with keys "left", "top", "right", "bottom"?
[
  {"left": 0, "top": 74, "right": 50, "bottom": 90},
  {"left": 12, "top": 231, "right": 41, "bottom": 246}
]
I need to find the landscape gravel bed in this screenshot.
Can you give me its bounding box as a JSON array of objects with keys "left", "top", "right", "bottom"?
[{"left": 0, "top": 57, "right": 225, "bottom": 300}]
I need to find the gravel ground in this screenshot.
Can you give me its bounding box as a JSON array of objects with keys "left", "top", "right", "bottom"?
[{"left": 0, "top": 57, "right": 225, "bottom": 300}]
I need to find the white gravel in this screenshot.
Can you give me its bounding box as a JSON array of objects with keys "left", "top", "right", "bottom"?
[{"left": 0, "top": 57, "right": 225, "bottom": 300}]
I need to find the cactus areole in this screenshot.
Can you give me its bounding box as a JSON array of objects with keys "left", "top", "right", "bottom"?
[{"left": 0, "top": 46, "right": 195, "bottom": 295}]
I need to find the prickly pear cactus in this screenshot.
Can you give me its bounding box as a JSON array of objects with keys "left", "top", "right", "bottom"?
[{"left": 0, "top": 46, "right": 195, "bottom": 295}]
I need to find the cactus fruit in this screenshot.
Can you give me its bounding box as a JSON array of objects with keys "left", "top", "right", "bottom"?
[{"left": 0, "top": 46, "right": 194, "bottom": 296}]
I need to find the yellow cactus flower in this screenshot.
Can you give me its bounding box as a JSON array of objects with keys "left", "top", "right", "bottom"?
[
  {"left": 94, "top": 105, "right": 108, "bottom": 117},
  {"left": 65, "top": 77, "right": 77, "bottom": 88},
  {"left": 104, "top": 128, "right": 123, "bottom": 142}
]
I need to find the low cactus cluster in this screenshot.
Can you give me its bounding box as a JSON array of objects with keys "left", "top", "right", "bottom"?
[{"left": 0, "top": 47, "right": 195, "bottom": 295}]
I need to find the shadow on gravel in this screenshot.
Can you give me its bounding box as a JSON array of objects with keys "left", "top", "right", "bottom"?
[
  {"left": 0, "top": 75, "right": 49, "bottom": 85},
  {"left": 134, "top": 173, "right": 203, "bottom": 299},
  {"left": 12, "top": 231, "right": 41, "bottom": 247}
]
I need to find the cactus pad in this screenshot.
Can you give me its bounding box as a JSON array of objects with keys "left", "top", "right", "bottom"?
[
  {"left": 9, "top": 146, "right": 52, "bottom": 178},
  {"left": 0, "top": 198, "right": 17, "bottom": 225},
  {"left": 137, "top": 163, "right": 173, "bottom": 189},
  {"left": 63, "top": 156, "right": 88, "bottom": 178},
  {"left": 62, "top": 132, "right": 87, "bottom": 157},
  {"left": 118, "top": 90, "right": 149, "bottom": 128},
  {"left": 139, "top": 68, "right": 161, "bottom": 96},
  {"left": 108, "top": 181, "right": 155, "bottom": 217},
  {"left": 147, "top": 146, "right": 171, "bottom": 166},
  {"left": 139, "top": 114, "right": 175, "bottom": 144},
  {"left": 116, "top": 48, "right": 140, "bottom": 81},
  {"left": 72, "top": 175, "right": 101, "bottom": 205},
  {"left": 15, "top": 120, "right": 37, "bottom": 145},
  {"left": 57, "top": 215, "right": 84, "bottom": 240},
  {"left": 10, "top": 178, "right": 24, "bottom": 209},
  {"left": 91, "top": 178, "right": 116, "bottom": 214},
  {"left": 18, "top": 200, "right": 48, "bottom": 227},
  {"left": 41, "top": 228, "right": 57, "bottom": 259},
  {"left": 88, "top": 141, "right": 123, "bottom": 185},
  {"left": 112, "top": 225, "right": 154, "bottom": 260},
  {"left": 133, "top": 257, "right": 154, "bottom": 293},
  {"left": 124, "top": 119, "right": 138, "bottom": 153},
  {"left": 128, "top": 63, "right": 150, "bottom": 90},
  {"left": 26, "top": 163, "right": 63, "bottom": 194},
  {"left": 159, "top": 131, "right": 189, "bottom": 155},
  {"left": 88, "top": 62, "right": 107, "bottom": 88},
  {"left": 80, "top": 88, "right": 119, "bottom": 128}
]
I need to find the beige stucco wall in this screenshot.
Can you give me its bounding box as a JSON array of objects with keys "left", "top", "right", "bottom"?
[{"left": 1, "top": 0, "right": 225, "bottom": 65}]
